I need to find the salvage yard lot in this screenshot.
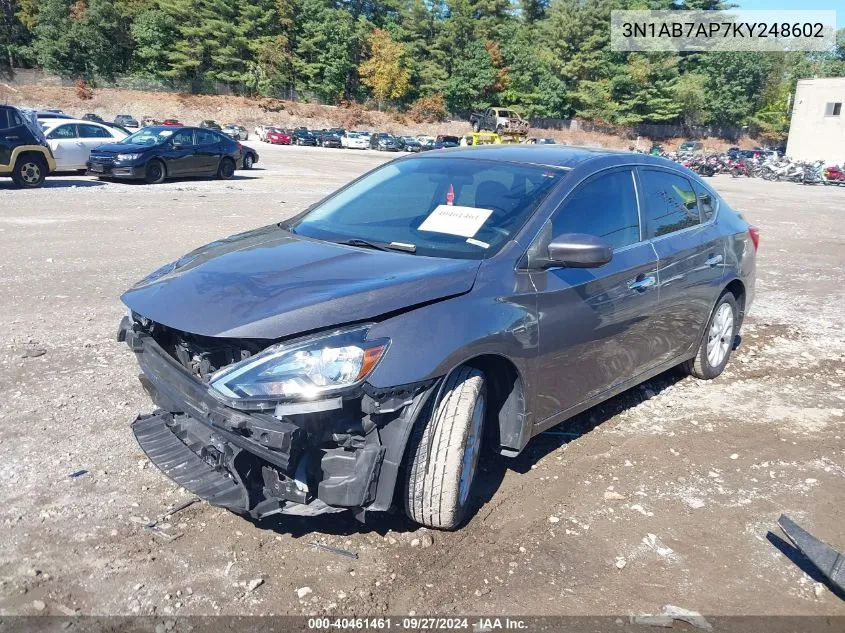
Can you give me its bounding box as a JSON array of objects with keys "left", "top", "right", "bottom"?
[{"left": 0, "top": 144, "right": 843, "bottom": 617}]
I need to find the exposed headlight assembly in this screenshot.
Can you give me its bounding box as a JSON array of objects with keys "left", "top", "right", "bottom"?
[{"left": 209, "top": 326, "right": 388, "bottom": 407}]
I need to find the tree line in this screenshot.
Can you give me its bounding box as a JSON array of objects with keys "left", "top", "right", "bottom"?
[{"left": 2, "top": 0, "right": 844, "bottom": 137}]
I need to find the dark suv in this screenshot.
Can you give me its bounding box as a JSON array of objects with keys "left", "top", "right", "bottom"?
[
  {"left": 370, "top": 132, "right": 399, "bottom": 151},
  {"left": 0, "top": 105, "right": 56, "bottom": 188},
  {"left": 292, "top": 129, "right": 317, "bottom": 146}
]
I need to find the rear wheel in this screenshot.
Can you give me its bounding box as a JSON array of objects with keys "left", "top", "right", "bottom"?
[
  {"left": 11, "top": 154, "right": 47, "bottom": 188},
  {"left": 684, "top": 292, "right": 738, "bottom": 380},
  {"left": 144, "top": 159, "right": 166, "bottom": 184},
  {"left": 217, "top": 157, "right": 235, "bottom": 180},
  {"left": 243, "top": 153, "right": 254, "bottom": 170},
  {"left": 405, "top": 366, "right": 486, "bottom": 530}
]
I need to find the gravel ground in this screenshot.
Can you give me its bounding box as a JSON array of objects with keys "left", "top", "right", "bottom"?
[{"left": 0, "top": 145, "right": 843, "bottom": 618}]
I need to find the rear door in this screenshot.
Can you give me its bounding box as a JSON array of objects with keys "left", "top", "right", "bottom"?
[
  {"left": 637, "top": 168, "right": 725, "bottom": 366},
  {"left": 531, "top": 168, "right": 660, "bottom": 422},
  {"left": 0, "top": 107, "right": 14, "bottom": 168},
  {"left": 194, "top": 129, "right": 223, "bottom": 174},
  {"left": 77, "top": 123, "right": 119, "bottom": 162}
]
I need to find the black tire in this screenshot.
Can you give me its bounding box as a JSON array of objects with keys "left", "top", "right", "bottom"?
[
  {"left": 217, "top": 157, "right": 235, "bottom": 180},
  {"left": 472, "top": 121, "right": 480, "bottom": 132},
  {"left": 683, "top": 292, "right": 738, "bottom": 380},
  {"left": 243, "top": 153, "right": 254, "bottom": 170},
  {"left": 144, "top": 159, "right": 166, "bottom": 184},
  {"left": 11, "top": 154, "right": 47, "bottom": 188},
  {"left": 496, "top": 125, "right": 504, "bottom": 135},
  {"left": 405, "top": 366, "right": 487, "bottom": 530}
]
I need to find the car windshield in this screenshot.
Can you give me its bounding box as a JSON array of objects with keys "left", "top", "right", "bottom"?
[
  {"left": 120, "top": 128, "right": 175, "bottom": 145},
  {"left": 290, "top": 157, "right": 566, "bottom": 260}
]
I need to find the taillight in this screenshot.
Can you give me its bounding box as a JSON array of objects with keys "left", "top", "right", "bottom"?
[
  {"left": 748, "top": 226, "right": 760, "bottom": 251},
  {"left": 236, "top": 142, "right": 243, "bottom": 151}
]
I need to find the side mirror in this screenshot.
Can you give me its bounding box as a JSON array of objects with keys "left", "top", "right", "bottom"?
[{"left": 547, "top": 233, "right": 613, "bottom": 268}]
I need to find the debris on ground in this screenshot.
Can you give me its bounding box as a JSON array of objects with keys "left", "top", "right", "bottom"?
[{"left": 310, "top": 542, "right": 358, "bottom": 559}]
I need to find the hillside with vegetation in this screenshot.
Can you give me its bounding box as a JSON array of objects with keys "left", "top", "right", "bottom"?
[{"left": 2, "top": 0, "right": 844, "bottom": 140}]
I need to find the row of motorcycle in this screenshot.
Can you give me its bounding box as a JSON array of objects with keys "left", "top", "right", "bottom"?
[{"left": 671, "top": 153, "right": 845, "bottom": 185}]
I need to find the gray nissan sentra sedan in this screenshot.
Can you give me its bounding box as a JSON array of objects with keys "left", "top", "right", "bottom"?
[{"left": 118, "top": 145, "right": 757, "bottom": 530}]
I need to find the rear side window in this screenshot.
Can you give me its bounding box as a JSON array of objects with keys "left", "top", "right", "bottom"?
[
  {"left": 551, "top": 169, "right": 640, "bottom": 249},
  {"left": 196, "top": 129, "right": 219, "bottom": 146},
  {"left": 691, "top": 180, "right": 717, "bottom": 222},
  {"left": 640, "top": 170, "right": 701, "bottom": 238},
  {"left": 78, "top": 124, "right": 111, "bottom": 138}
]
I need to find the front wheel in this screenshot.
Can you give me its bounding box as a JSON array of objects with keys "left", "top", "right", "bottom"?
[
  {"left": 217, "top": 157, "right": 235, "bottom": 180},
  {"left": 683, "top": 292, "right": 738, "bottom": 380},
  {"left": 472, "top": 121, "right": 480, "bottom": 132},
  {"left": 144, "top": 159, "right": 166, "bottom": 184},
  {"left": 405, "top": 366, "right": 486, "bottom": 530}
]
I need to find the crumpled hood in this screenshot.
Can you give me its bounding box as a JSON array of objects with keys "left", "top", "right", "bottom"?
[{"left": 121, "top": 225, "right": 481, "bottom": 339}]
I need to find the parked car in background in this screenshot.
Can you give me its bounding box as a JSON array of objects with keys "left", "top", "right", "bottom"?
[
  {"left": 341, "top": 131, "right": 369, "bottom": 149},
  {"left": 162, "top": 119, "right": 184, "bottom": 127},
  {"left": 317, "top": 130, "right": 343, "bottom": 148},
  {"left": 87, "top": 126, "right": 242, "bottom": 184},
  {"left": 141, "top": 116, "right": 160, "bottom": 127},
  {"left": 265, "top": 129, "right": 292, "bottom": 145},
  {"left": 239, "top": 144, "right": 259, "bottom": 170},
  {"left": 434, "top": 135, "right": 460, "bottom": 149},
  {"left": 41, "top": 119, "right": 128, "bottom": 172},
  {"left": 114, "top": 114, "right": 139, "bottom": 128},
  {"left": 82, "top": 113, "right": 105, "bottom": 123},
  {"left": 397, "top": 136, "right": 423, "bottom": 152},
  {"left": 222, "top": 124, "right": 248, "bottom": 141},
  {"left": 678, "top": 140, "right": 705, "bottom": 155},
  {"left": 470, "top": 107, "right": 530, "bottom": 135},
  {"left": 254, "top": 125, "right": 276, "bottom": 142},
  {"left": 0, "top": 105, "right": 56, "bottom": 188},
  {"left": 35, "top": 110, "right": 73, "bottom": 120},
  {"left": 527, "top": 137, "right": 556, "bottom": 145},
  {"left": 292, "top": 129, "right": 317, "bottom": 146},
  {"left": 199, "top": 120, "right": 222, "bottom": 130},
  {"left": 370, "top": 132, "right": 399, "bottom": 151},
  {"left": 120, "top": 146, "right": 757, "bottom": 531}
]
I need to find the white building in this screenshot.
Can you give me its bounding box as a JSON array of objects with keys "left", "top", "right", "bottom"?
[{"left": 786, "top": 77, "right": 845, "bottom": 165}]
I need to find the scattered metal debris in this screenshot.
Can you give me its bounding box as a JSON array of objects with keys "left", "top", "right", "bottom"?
[
  {"left": 141, "top": 497, "right": 201, "bottom": 529},
  {"left": 21, "top": 348, "right": 46, "bottom": 358},
  {"left": 68, "top": 470, "right": 88, "bottom": 479},
  {"left": 310, "top": 541, "right": 358, "bottom": 559},
  {"left": 633, "top": 605, "right": 712, "bottom": 630},
  {"left": 778, "top": 514, "right": 845, "bottom": 595}
]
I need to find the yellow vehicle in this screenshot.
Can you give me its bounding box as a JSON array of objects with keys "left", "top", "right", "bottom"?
[{"left": 462, "top": 131, "right": 524, "bottom": 146}]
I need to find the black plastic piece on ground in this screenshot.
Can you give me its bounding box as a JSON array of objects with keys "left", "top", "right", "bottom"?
[{"left": 778, "top": 514, "right": 845, "bottom": 595}]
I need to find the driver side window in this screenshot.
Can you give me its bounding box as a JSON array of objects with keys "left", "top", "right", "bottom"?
[{"left": 551, "top": 169, "right": 641, "bottom": 250}]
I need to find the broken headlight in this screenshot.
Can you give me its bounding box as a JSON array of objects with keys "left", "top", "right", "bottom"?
[{"left": 209, "top": 326, "right": 388, "bottom": 404}]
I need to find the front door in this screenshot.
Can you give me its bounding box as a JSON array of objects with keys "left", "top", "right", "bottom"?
[
  {"left": 530, "top": 168, "right": 659, "bottom": 423},
  {"left": 161, "top": 129, "right": 197, "bottom": 176},
  {"left": 636, "top": 168, "right": 726, "bottom": 365}
]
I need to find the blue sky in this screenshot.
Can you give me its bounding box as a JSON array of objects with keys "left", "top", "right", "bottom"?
[{"left": 736, "top": 1, "right": 843, "bottom": 28}]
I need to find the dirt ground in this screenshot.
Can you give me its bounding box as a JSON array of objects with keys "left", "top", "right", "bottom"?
[{"left": 0, "top": 143, "right": 843, "bottom": 620}]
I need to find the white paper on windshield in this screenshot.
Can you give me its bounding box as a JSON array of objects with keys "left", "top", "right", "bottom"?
[{"left": 418, "top": 205, "right": 493, "bottom": 238}]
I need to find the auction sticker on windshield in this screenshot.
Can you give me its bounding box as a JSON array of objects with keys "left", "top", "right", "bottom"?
[{"left": 418, "top": 205, "right": 493, "bottom": 238}]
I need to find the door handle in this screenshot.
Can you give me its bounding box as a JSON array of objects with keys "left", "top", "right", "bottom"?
[
  {"left": 705, "top": 254, "right": 723, "bottom": 267},
  {"left": 628, "top": 275, "right": 656, "bottom": 292}
]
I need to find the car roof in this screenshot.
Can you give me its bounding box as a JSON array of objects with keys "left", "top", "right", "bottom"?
[
  {"left": 41, "top": 118, "right": 112, "bottom": 128},
  {"left": 416, "top": 144, "right": 683, "bottom": 170}
]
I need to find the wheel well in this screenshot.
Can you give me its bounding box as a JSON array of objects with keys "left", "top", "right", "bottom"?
[
  {"left": 463, "top": 355, "right": 526, "bottom": 456},
  {"left": 16, "top": 151, "right": 47, "bottom": 166},
  {"left": 724, "top": 279, "right": 746, "bottom": 321}
]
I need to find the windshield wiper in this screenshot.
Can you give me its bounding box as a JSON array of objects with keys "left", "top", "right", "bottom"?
[{"left": 335, "top": 238, "right": 417, "bottom": 254}]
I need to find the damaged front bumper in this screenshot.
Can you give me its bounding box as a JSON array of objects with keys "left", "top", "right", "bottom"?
[{"left": 118, "top": 317, "right": 436, "bottom": 520}]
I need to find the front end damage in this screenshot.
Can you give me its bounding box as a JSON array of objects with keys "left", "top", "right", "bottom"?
[{"left": 118, "top": 316, "right": 437, "bottom": 520}]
